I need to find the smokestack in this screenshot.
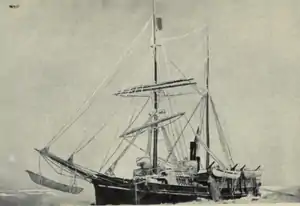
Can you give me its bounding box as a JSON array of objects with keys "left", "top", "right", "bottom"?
[
  {"left": 196, "top": 156, "right": 201, "bottom": 171},
  {"left": 190, "top": 141, "right": 196, "bottom": 160}
]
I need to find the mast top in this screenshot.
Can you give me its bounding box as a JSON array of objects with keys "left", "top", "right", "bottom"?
[{"left": 205, "top": 32, "right": 210, "bottom": 90}]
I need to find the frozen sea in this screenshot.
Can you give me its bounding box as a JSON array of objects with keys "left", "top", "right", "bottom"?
[{"left": 1, "top": 186, "right": 300, "bottom": 206}]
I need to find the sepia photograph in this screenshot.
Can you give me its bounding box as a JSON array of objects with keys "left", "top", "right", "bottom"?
[{"left": 0, "top": 0, "right": 300, "bottom": 205}]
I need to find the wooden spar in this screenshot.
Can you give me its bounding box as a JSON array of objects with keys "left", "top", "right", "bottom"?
[
  {"left": 116, "top": 78, "right": 194, "bottom": 92},
  {"left": 114, "top": 79, "right": 196, "bottom": 95},
  {"left": 120, "top": 112, "right": 185, "bottom": 137},
  {"left": 205, "top": 33, "right": 210, "bottom": 169},
  {"left": 116, "top": 82, "right": 196, "bottom": 94},
  {"left": 34, "top": 148, "right": 97, "bottom": 179}
]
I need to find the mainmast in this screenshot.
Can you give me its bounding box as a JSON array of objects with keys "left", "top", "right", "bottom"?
[
  {"left": 152, "top": 0, "right": 159, "bottom": 174},
  {"left": 205, "top": 33, "right": 210, "bottom": 169}
]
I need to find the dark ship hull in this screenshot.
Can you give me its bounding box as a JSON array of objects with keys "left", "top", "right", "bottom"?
[
  {"left": 194, "top": 170, "right": 261, "bottom": 201},
  {"left": 91, "top": 174, "right": 209, "bottom": 205},
  {"left": 91, "top": 171, "right": 261, "bottom": 205},
  {"left": 93, "top": 183, "right": 202, "bottom": 205}
]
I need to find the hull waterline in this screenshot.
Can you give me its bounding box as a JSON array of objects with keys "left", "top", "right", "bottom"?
[
  {"left": 93, "top": 183, "right": 202, "bottom": 205},
  {"left": 91, "top": 175, "right": 209, "bottom": 205}
]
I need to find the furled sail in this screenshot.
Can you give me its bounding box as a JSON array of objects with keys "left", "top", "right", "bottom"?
[
  {"left": 114, "top": 78, "right": 196, "bottom": 96},
  {"left": 146, "top": 127, "right": 153, "bottom": 156}
]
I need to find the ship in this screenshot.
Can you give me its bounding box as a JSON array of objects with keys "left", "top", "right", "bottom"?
[{"left": 26, "top": 0, "right": 263, "bottom": 204}]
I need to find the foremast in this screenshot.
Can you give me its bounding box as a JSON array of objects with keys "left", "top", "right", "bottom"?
[
  {"left": 151, "top": 0, "right": 159, "bottom": 174},
  {"left": 205, "top": 33, "right": 210, "bottom": 169}
]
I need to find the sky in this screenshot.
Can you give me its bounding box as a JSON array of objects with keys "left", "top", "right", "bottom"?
[{"left": 0, "top": 0, "right": 300, "bottom": 193}]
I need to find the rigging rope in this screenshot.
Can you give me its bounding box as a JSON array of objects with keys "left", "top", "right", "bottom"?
[
  {"left": 164, "top": 91, "right": 187, "bottom": 160},
  {"left": 210, "top": 97, "right": 235, "bottom": 167},
  {"left": 169, "top": 60, "right": 206, "bottom": 96},
  {"left": 160, "top": 34, "right": 206, "bottom": 97},
  {"left": 161, "top": 26, "right": 206, "bottom": 43},
  {"left": 167, "top": 97, "right": 180, "bottom": 159},
  {"left": 41, "top": 152, "right": 99, "bottom": 178},
  {"left": 100, "top": 127, "right": 120, "bottom": 167},
  {"left": 160, "top": 25, "right": 207, "bottom": 93},
  {"left": 105, "top": 114, "right": 153, "bottom": 174},
  {"left": 106, "top": 135, "right": 139, "bottom": 174},
  {"left": 71, "top": 110, "right": 118, "bottom": 155},
  {"left": 68, "top": 64, "right": 147, "bottom": 157},
  {"left": 45, "top": 16, "right": 152, "bottom": 148},
  {"left": 161, "top": 126, "right": 177, "bottom": 163},
  {"left": 166, "top": 96, "right": 203, "bottom": 161},
  {"left": 98, "top": 92, "right": 139, "bottom": 170},
  {"left": 99, "top": 97, "right": 150, "bottom": 172},
  {"left": 181, "top": 99, "right": 205, "bottom": 168},
  {"left": 193, "top": 133, "right": 226, "bottom": 169},
  {"left": 161, "top": 44, "right": 205, "bottom": 97},
  {"left": 180, "top": 97, "right": 206, "bottom": 161},
  {"left": 183, "top": 96, "right": 206, "bottom": 141},
  {"left": 176, "top": 118, "right": 189, "bottom": 158},
  {"left": 166, "top": 123, "right": 183, "bottom": 160},
  {"left": 195, "top": 96, "right": 206, "bottom": 159},
  {"left": 104, "top": 101, "right": 188, "bottom": 173}
]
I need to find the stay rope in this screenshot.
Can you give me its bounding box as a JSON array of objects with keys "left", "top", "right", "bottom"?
[
  {"left": 163, "top": 91, "right": 186, "bottom": 160},
  {"left": 210, "top": 97, "right": 234, "bottom": 167},
  {"left": 45, "top": 16, "right": 152, "bottom": 148},
  {"left": 99, "top": 97, "right": 150, "bottom": 172},
  {"left": 161, "top": 26, "right": 206, "bottom": 43},
  {"left": 166, "top": 97, "right": 203, "bottom": 161},
  {"left": 105, "top": 113, "right": 153, "bottom": 174},
  {"left": 71, "top": 110, "right": 118, "bottom": 156}
]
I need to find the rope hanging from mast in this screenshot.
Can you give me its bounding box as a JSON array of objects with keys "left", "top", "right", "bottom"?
[{"left": 44, "top": 16, "right": 152, "bottom": 148}]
